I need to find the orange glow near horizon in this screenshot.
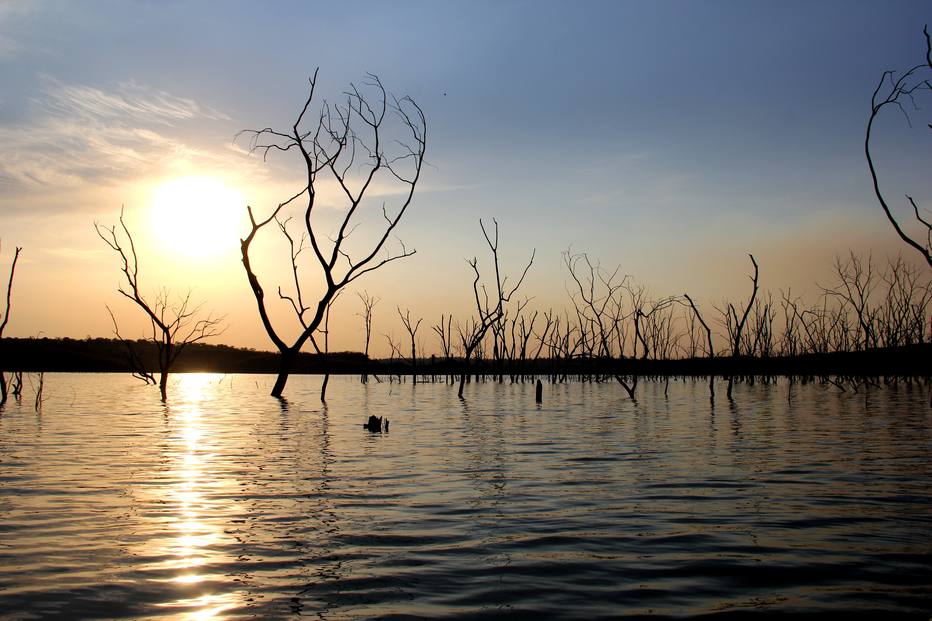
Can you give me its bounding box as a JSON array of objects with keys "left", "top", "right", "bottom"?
[{"left": 149, "top": 176, "right": 245, "bottom": 260}]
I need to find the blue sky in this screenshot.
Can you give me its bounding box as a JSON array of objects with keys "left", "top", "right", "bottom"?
[{"left": 0, "top": 0, "right": 929, "bottom": 352}]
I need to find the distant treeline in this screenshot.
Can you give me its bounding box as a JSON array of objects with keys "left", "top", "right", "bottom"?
[
  {"left": 0, "top": 336, "right": 928, "bottom": 378},
  {"left": 0, "top": 337, "right": 366, "bottom": 374}
]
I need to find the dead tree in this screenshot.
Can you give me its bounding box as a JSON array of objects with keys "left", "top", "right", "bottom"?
[
  {"left": 823, "top": 252, "right": 878, "bottom": 350},
  {"left": 744, "top": 293, "right": 775, "bottom": 358},
  {"left": 563, "top": 250, "right": 640, "bottom": 400},
  {"left": 457, "top": 219, "right": 534, "bottom": 398},
  {"left": 682, "top": 294, "right": 717, "bottom": 402},
  {"left": 238, "top": 70, "right": 426, "bottom": 398},
  {"left": 517, "top": 309, "right": 538, "bottom": 368},
  {"left": 722, "top": 254, "right": 760, "bottom": 358},
  {"left": 107, "top": 306, "right": 156, "bottom": 386},
  {"left": 383, "top": 332, "right": 404, "bottom": 382},
  {"left": 356, "top": 290, "right": 379, "bottom": 383},
  {"left": 95, "top": 208, "right": 225, "bottom": 400},
  {"left": 684, "top": 293, "right": 715, "bottom": 358},
  {"left": 866, "top": 25, "right": 932, "bottom": 268},
  {"left": 876, "top": 254, "right": 931, "bottom": 346},
  {"left": 778, "top": 289, "right": 803, "bottom": 357},
  {"left": 432, "top": 313, "right": 454, "bottom": 378},
  {"left": 719, "top": 254, "right": 759, "bottom": 400},
  {"left": 632, "top": 293, "right": 679, "bottom": 361},
  {"left": 316, "top": 289, "right": 342, "bottom": 402},
  {"left": 0, "top": 242, "right": 22, "bottom": 405},
  {"left": 533, "top": 309, "right": 556, "bottom": 362},
  {"left": 398, "top": 307, "right": 423, "bottom": 384}
]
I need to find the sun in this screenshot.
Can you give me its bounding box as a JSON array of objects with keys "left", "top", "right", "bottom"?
[{"left": 149, "top": 176, "right": 245, "bottom": 259}]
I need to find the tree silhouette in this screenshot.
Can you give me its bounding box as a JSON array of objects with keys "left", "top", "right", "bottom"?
[
  {"left": 356, "top": 290, "right": 379, "bottom": 383},
  {"left": 866, "top": 25, "right": 932, "bottom": 268},
  {"left": 0, "top": 241, "right": 21, "bottom": 405},
  {"left": 457, "top": 219, "right": 534, "bottom": 398},
  {"left": 564, "top": 250, "right": 638, "bottom": 400},
  {"left": 717, "top": 254, "right": 759, "bottom": 401},
  {"left": 238, "top": 70, "right": 426, "bottom": 398},
  {"left": 398, "top": 307, "right": 422, "bottom": 384},
  {"left": 95, "top": 208, "right": 225, "bottom": 400}
]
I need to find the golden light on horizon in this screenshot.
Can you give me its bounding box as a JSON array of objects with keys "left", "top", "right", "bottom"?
[{"left": 149, "top": 176, "right": 245, "bottom": 260}]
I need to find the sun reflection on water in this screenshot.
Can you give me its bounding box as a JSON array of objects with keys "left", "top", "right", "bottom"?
[{"left": 151, "top": 374, "right": 240, "bottom": 619}]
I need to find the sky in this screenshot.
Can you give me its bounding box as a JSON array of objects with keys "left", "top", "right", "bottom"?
[{"left": 0, "top": 0, "right": 930, "bottom": 356}]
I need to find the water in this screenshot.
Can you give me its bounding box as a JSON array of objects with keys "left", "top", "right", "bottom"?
[{"left": 0, "top": 373, "right": 930, "bottom": 619}]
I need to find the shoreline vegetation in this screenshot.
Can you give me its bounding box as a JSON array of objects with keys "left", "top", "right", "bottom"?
[{"left": 2, "top": 337, "right": 928, "bottom": 379}]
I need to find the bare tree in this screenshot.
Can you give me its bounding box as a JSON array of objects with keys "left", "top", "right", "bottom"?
[
  {"left": 778, "top": 289, "right": 803, "bottom": 357},
  {"left": 744, "top": 292, "right": 775, "bottom": 358},
  {"left": 95, "top": 208, "right": 225, "bottom": 400},
  {"left": 238, "top": 70, "right": 426, "bottom": 398},
  {"left": 563, "top": 250, "right": 642, "bottom": 400},
  {"left": 715, "top": 254, "right": 759, "bottom": 401},
  {"left": 397, "top": 307, "right": 422, "bottom": 383},
  {"left": 866, "top": 25, "right": 932, "bottom": 268},
  {"left": 0, "top": 242, "right": 22, "bottom": 405},
  {"left": 383, "top": 332, "right": 404, "bottom": 381},
  {"left": 876, "top": 254, "right": 931, "bottom": 347},
  {"left": 316, "top": 289, "right": 342, "bottom": 402},
  {"left": 684, "top": 293, "right": 717, "bottom": 403},
  {"left": 432, "top": 313, "right": 453, "bottom": 363},
  {"left": 631, "top": 292, "right": 679, "bottom": 361},
  {"left": 356, "top": 290, "right": 379, "bottom": 383},
  {"left": 684, "top": 293, "right": 715, "bottom": 358},
  {"left": 721, "top": 254, "right": 760, "bottom": 358},
  {"left": 823, "top": 252, "right": 878, "bottom": 350},
  {"left": 533, "top": 309, "right": 556, "bottom": 362},
  {"left": 516, "top": 308, "right": 538, "bottom": 364},
  {"left": 457, "top": 219, "right": 534, "bottom": 398}
]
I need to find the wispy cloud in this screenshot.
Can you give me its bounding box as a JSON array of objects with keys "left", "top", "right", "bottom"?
[
  {"left": 0, "top": 32, "right": 18, "bottom": 59},
  {"left": 0, "top": 0, "right": 40, "bottom": 60},
  {"left": 0, "top": 76, "right": 248, "bottom": 202},
  {"left": 35, "top": 76, "right": 230, "bottom": 124}
]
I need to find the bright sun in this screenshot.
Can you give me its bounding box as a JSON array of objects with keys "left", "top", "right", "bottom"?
[{"left": 149, "top": 176, "right": 244, "bottom": 259}]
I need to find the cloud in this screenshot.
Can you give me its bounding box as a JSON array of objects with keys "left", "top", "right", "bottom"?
[
  {"left": 0, "top": 33, "right": 18, "bottom": 59},
  {"left": 0, "top": 0, "right": 41, "bottom": 61},
  {"left": 0, "top": 76, "right": 251, "bottom": 206},
  {"left": 0, "top": 74, "right": 455, "bottom": 217},
  {"left": 35, "top": 76, "right": 229, "bottom": 124}
]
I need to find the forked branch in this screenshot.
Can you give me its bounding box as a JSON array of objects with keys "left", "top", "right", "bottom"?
[{"left": 866, "top": 25, "right": 932, "bottom": 268}]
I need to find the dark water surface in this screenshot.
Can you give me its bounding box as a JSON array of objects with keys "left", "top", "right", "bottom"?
[{"left": 0, "top": 374, "right": 929, "bottom": 619}]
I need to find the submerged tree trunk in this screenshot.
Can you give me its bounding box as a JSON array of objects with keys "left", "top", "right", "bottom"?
[
  {"left": 613, "top": 373, "right": 638, "bottom": 402},
  {"left": 271, "top": 349, "right": 297, "bottom": 398},
  {"left": 271, "top": 372, "right": 288, "bottom": 399},
  {"left": 158, "top": 342, "right": 173, "bottom": 402},
  {"left": 321, "top": 373, "right": 330, "bottom": 402}
]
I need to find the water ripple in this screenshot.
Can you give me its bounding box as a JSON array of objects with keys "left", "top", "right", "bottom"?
[{"left": 0, "top": 374, "right": 930, "bottom": 619}]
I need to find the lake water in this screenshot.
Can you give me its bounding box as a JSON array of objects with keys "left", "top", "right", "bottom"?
[{"left": 0, "top": 373, "right": 929, "bottom": 619}]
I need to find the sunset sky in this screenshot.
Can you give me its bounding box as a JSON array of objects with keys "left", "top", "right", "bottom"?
[{"left": 1, "top": 0, "right": 929, "bottom": 355}]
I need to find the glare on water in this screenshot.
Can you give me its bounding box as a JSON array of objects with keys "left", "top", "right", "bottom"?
[
  {"left": 153, "top": 378, "right": 239, "bottom": 618},
  {"left": 0, "top": 373, "right": 929, "bottom": 619}
]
